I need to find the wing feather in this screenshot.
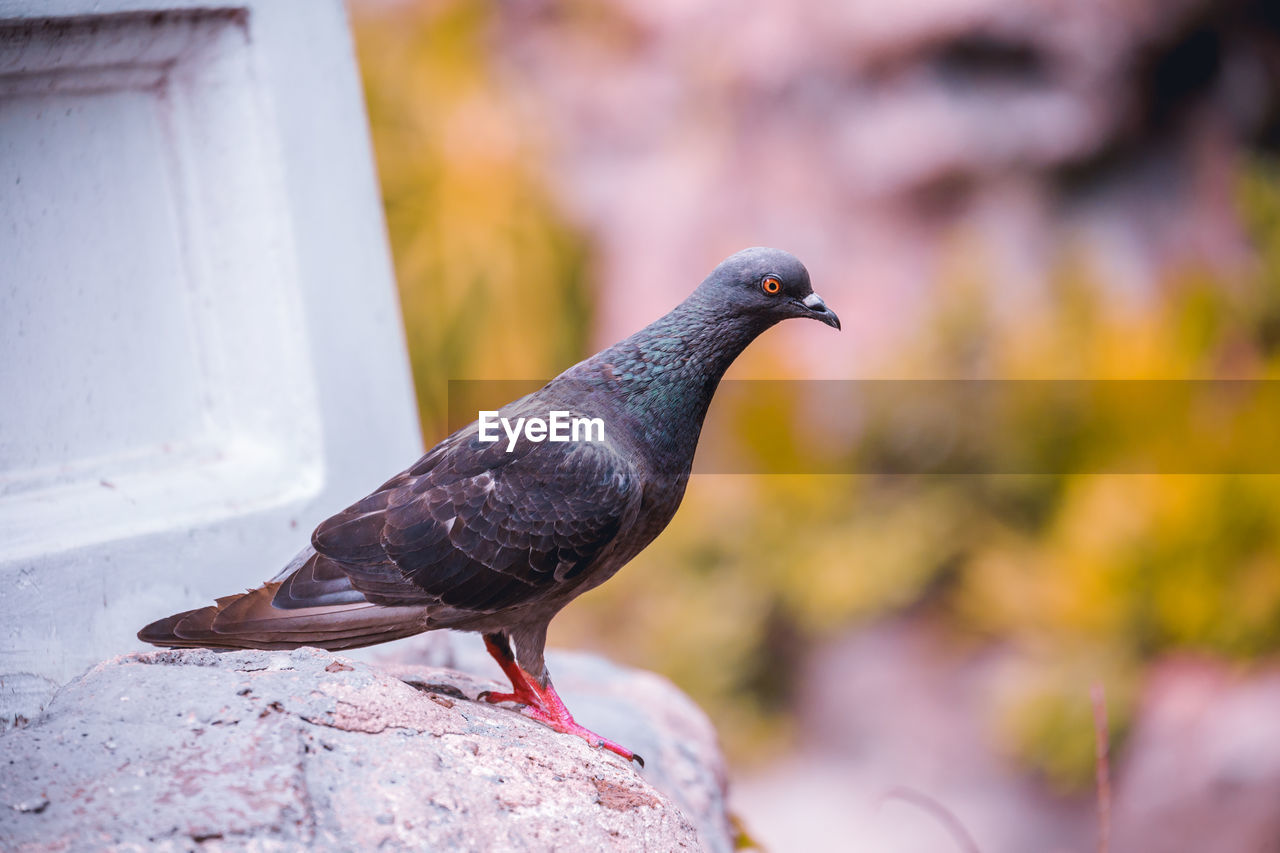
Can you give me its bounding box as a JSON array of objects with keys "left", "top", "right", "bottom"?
[{"left": 310, "top": 420, "right": 637, "bottom": 614}]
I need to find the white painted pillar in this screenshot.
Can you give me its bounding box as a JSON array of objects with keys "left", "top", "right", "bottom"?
[{"left": 0, "top": 0, "right": 422, "bottom": 723}]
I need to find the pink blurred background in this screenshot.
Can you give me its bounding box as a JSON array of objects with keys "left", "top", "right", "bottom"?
[{"left": 352, "top": 1, "right": 1280, "bottom": 849}]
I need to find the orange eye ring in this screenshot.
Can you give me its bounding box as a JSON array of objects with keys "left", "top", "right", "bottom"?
[{"left": 762, "top": 276, "right": 782, "bottom": 295}]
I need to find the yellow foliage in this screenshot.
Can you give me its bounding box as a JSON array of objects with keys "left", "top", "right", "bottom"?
[{"left": 353, "top": 0, "right": 592, "bottom": 437}]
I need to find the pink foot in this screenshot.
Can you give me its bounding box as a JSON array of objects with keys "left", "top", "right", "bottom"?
[{"left": 478, "top": 634, "right": 644, "bottom": 767}]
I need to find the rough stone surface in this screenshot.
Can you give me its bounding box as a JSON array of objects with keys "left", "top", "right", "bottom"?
[{"left": 0, "top": 645, "right": 732, "bottom": 852}]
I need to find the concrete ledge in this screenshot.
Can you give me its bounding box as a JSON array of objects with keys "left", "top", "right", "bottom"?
[{"left": 0, "top": 647, "right": 732, "bottom": 851}]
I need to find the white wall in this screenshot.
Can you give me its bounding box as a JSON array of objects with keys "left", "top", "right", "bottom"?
[{"left": 0, "top": 0, "right": 422, "bottom": 723}]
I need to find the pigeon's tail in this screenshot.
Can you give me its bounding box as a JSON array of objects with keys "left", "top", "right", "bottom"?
[{"left": 137, "top": 582, "right": 433, "bottom": 652}]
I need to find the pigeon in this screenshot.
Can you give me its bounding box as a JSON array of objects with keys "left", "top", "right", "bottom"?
[{"left": 139, "top": 247, "right": 839, "bottom": 765}]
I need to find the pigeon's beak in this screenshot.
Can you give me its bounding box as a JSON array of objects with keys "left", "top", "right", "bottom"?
[{"left": 801, "top": 292, "right": 841, "bottom": 330}]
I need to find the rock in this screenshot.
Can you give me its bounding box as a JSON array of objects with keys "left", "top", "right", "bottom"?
[
  {"left": 1111, "top": 657, "right": 1280, "bottom": 853},
  {"left": 0, "top": 646, "right": 733, "bottom": 852}
]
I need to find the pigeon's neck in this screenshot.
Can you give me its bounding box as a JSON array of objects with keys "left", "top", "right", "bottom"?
[
  {"left": 633, "top": 295, "right": 767, "bottom": 383},
  {"left": 572, "top": 293, "right": 769, "bottom": 466}
]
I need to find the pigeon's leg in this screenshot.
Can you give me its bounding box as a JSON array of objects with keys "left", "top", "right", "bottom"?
[
  {"left": 474, "top": 632, "right": 543, "bottom": 707},
  {"left": 477, "top": 633, "right": 644, "bottom": 767}
]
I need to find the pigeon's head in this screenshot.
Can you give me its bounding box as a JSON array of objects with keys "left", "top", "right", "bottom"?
[{"left": 699, "top": 247, "right": 840, "bottom": 331}]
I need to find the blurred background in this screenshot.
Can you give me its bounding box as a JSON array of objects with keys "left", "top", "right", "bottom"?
[{"left": 349, "top": 0, "right": 1280, "bottom": 849}]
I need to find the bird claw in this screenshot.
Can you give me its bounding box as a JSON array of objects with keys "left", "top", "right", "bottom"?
[
  {"left": 479, "top": 634, "right": 642, "bottom": 767},
  {"left": 478, "top": 687, "right": 538, "bottom": 707},
  {"left": 480, "top": 685, "right": 643, "bottom": 765},
  {"left": 518, "top": 703, "right": 642, "bottom": 765}
]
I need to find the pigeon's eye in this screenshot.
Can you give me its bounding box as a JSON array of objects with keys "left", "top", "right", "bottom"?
[{"left": 761, "top": 276, "right": 782, "bottom": 295}]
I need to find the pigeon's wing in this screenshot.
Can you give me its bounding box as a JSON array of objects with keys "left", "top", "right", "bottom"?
[{"left": 307, "top": 424, "right": 639, "bottom": 614}]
